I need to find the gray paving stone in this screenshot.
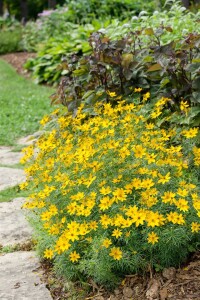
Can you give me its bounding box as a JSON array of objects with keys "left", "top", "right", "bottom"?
[
  {"left": 0, "top": 167, "right": 25, "bottom": 191},
  {"left": 17, "top": 131, "right": 43, "bottom": 146},
  {"left": 0, "top": 146, "right": 23, "bottom": 166},
  {"left": 0, "top": 198, "right": 32, "bottom": 247},
  {"left": 0, "top": 251, "right": 52, "bottom": 300}
]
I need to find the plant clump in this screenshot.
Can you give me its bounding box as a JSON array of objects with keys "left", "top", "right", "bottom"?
[{"left": 21, "top": 95, "right": 200, "bottom": 287}]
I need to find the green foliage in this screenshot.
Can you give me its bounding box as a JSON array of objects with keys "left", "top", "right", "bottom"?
[
  {"left": 24, "top": 22, "right": 105, "bottom": 84},
  {"left": 0, "top": 29, "right": 23, "bottom": 54},
  {"left": 51, "top": 29, "right": 200, "bottom": 127},
  {"left": 0, "top": 16, "right": 21, "bottom": 30},
  {"left": 0, "top": 185, "right": 29, "bottom": 202},
  {"left": 0, "top": 59, "right": 54, "bottom": 145},
  {"left": 0, "top": 17, "right": 23, "bottom": 54},
  {"left": 64, "top": 0, "right": 161, "bottom": 24},
  {"left": 25, "top": 2, "right": 200, "bottom": 87}
]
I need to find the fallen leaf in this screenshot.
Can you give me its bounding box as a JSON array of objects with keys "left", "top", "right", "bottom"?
[
  {"left": 160, "top": 287, "right": 168, "bottom": 300},
  {"left": 146, "top": 279, "right": 160, "bottom": 300}
]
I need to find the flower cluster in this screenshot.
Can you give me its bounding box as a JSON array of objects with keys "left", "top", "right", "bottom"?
[{"left": 21, "top": 98, "right": 200, "bottom": 284}]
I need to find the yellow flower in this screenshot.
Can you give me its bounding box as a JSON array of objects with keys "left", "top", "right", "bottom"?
[
  {"left": 113, "top": 188, "right": 127, "bottom": 202},
  {"left": 167, "top": 212, "right": 185, "bottom": 225},
  {"left": 132, "top": 211, "right": 146, "bottom": 227},
  {"left": 142, "top": 178, "right": 155, "bottom": 189},
  {"left": 69, "top": 251, "right": 80, "bottom": 263},
  {"left": 177, "top": 188, "right": 188, "bottom": 197},
  {"left": 102, "top": 238, "right": 112, "bottom": 248},
  {"left": 134, "top": 87, "right": 142, "bottom": 92},
  {"left": 19, "top": 181, "right": 28, "bottom": 190},
  {"left": 161, "top": 191, "right": 176, "bottom": 204},
  {"left": 145, "top": 123, "right": 154, "bottom": 130},
  {"left": 132, "top": 145, "right": 146, "bottom": 158},
  {"left": 99, "top": 196, "right": 113, "bottom": 211},
  {"left": 107, "top": 91, "right": 117, "bottom": 97},
  {"left": 182, "top": 128, "right": 198, "bottom": 138},
  {"left": 158, "top": 172, "right": 171, "bottom": 184},
  {"left": 100, "top": 214, "right": 111, "bottom": 228},
  {"left": 100, "top": 186, "right": 111, "bottom": 195},
  {"left": 109, "top": 247, "right": 122, "bottom": 260},
  {"left": 143, "top": 92, "right": 150, "bottom": 102},
  {"left": 146, "top": 212, "right": 160, "bottom": 227},
  {"left": 44, "top": 248, "right": 54, "bottom": 259},
  {"left": 40, "top": 115, "right": 50, "bottom": 126},
  {"left": 89, "top": 221, "right": 98, "bottom": 231},
  {"left": 175, "top": 199, "right": 189, "bottom": 212},
  {"left": 180, "top": 100, "right": 189, "bottom": 112},
  {"left": 191, "top": 222, "right": 200, "bottom": 233},
  {"left": 147, "top": 232, "right": 159, "bottom": 245},
  {"left": 151, "top": 108, "right": 162, "bottom": 119},
  {"left": 112, "top": 228, "right": 122, "bottom": 238}
]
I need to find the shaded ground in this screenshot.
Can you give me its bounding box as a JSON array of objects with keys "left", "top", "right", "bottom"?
[{"left": 0, "top": 52, "right": 35, "bottom": 78}]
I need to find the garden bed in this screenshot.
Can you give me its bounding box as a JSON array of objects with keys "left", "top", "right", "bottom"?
[{"left": 0, "top": 52, "right": 35, "bottom": 78}]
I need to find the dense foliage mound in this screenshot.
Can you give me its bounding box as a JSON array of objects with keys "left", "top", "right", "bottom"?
[
  {"left": 51, "top": 29, "right": 200, "bottom": 127},
  {"left": 21, "top": 97, "right": 200, "bottom": 286},
  {"left": 0, "top": 17, "right": 22, "bottom": 54},
  {"left": 64, "top": 0, "right": 161, "bottom": 23},
  {"left": 24, "top": 2, "right": 200, "bottom": 88}
]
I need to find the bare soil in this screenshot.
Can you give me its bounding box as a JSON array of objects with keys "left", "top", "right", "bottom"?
[{"left": 0, "top": 52, "right": 35, "bottom": 78}]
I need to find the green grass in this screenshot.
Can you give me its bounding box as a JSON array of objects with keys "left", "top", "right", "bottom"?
[
  {"left": 0, "top": 185, "right": 29, "bottom": 202},
  {"left": 0, "top": 59, "right": 55, "bottom": 146},
  {"left": 0, "top": 163, "right": 24, "bottom": 169}
]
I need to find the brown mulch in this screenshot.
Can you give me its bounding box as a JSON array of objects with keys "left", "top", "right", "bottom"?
[
  {"left": 0, "top": 52, "right": 36, "bottom": 78},
  {"left": 40, "top": 251, "right": 200, "bottom": 300}
]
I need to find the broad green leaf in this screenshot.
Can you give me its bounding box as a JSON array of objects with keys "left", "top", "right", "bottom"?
[
  {"left": 144, "top": 28, "right": 154, "bottom": 35},
  {"left": 122, "top": 53, "right": 134, "bottom": 68},
  {"left": 147, "top": 63, "right": 162, "bottom": 72}
]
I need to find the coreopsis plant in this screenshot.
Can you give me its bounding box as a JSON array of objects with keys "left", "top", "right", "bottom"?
[{"left": 21, "top": 96, "right": 200, "bottom": 286}]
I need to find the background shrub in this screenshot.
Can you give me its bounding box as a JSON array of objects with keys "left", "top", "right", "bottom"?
[
  {"left": 24, "top": 2, "right": 200, "bottom": 86},
  {"left": 51, "top": 29, "right": 200, "bottom": 128},
  {"left": 0, "top": 28, "right": 23, "bottom": 54},
  {"left": 64, "top": 0, "right": 163, "bottom": 23},
  {"left": 0, "top": 16, "right": 23, "bottom": 54}
]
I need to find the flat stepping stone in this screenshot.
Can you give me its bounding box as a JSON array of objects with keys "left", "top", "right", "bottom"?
[
  {"left": 0, "top": 167, "right": 25, "bottom": 191},
  {"left": 17, "top": 131, "right": 43, "bottom": 146},
  {"left": 0, "top": 198, "right": 32, "bottom": 247},
  {"left": 0, "top": 251, "right": 52, "bottom": 300},
  {"left": 0, "top": 146, "right": 23, "bottom": 165}
]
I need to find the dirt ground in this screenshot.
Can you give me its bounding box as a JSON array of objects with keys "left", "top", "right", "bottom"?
[
  {"left": 1, "top": 52, "right": 200, "bottom": 300},
  {"left": 0, "top": 52, "right": 35, "bottom": 78}
]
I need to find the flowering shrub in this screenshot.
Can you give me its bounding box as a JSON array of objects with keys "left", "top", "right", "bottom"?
[{"left": 21, "top": 96, "right": 200, "bottom": 286}]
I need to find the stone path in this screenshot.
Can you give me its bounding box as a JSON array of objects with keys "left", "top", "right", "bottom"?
[
  {"left": 0, "top": 167, "right": 25, "bottom": 191},
  {"left": 0, "top": 144, "right": 53, "bottom": 300},
  {"left": 0, "top": 198, "right": 33, "bottom": 246}
]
